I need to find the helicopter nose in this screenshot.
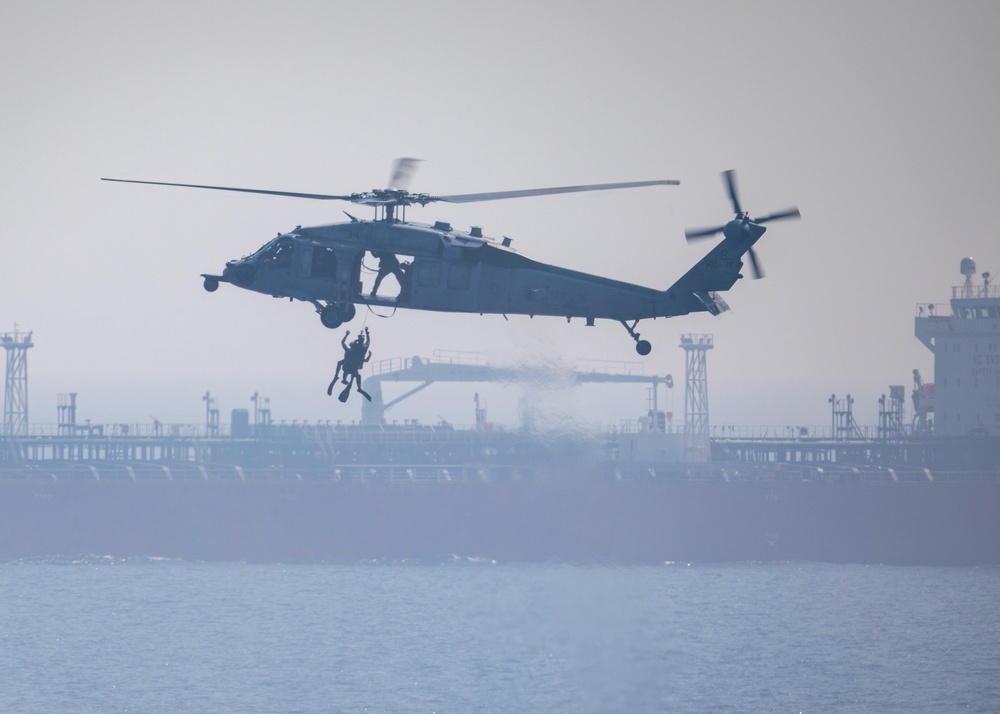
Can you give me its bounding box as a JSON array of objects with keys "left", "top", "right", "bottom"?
[{"left": 223, "top": 260, "right": 256, "bottom": 288}]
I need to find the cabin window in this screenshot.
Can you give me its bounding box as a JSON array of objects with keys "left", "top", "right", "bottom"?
[
  {"left": 311, "top": 248, "right": 338, "bottom": 278},
  {"left": 447, "top": 264, "right": 472, "bottom": 290},
  {"left": 417, "top": 260, "right": 442, "bottom": 288}
]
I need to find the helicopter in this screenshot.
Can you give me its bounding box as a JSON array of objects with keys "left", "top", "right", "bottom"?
[{"left": 102, "top": 161, "right": 799, "bottom": 355}]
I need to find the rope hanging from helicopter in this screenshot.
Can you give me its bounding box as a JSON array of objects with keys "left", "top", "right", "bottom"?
[{"left": 363, "top": 301, "right": 397, "bottom": 321}]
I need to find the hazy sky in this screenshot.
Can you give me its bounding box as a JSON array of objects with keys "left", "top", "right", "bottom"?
[{"left": 2, "top": 1, "right": 999, "bottom": 430}]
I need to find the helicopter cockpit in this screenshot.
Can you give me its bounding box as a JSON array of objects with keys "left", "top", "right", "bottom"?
[
  {"left": 249, "top": 235, "right": 294, "bottom": 266},
  {"left": 219, "top": 235, "right": 293, "bottom": 289}
]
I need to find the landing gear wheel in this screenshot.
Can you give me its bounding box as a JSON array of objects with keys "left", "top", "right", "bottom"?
[
  {"left": 320, "top": 306, "right": 343, "bottom": 329},
  {"left": 203, "top": 276, "right": 219, "bottom": 292},
  {"left": 619, "top": 319, "right": 653, "bottom": 357},
  {"left": 320, "top": 302, "right": 356, "bottom": 329}
]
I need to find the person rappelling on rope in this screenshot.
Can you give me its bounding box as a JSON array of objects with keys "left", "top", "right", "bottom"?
[{"left": 327, "top": 328, "right": 372, "bottom": 402}]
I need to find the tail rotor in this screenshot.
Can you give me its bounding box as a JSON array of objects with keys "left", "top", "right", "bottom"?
[{"left": 684, "top": 170, "right": 800, "bottom": 279}]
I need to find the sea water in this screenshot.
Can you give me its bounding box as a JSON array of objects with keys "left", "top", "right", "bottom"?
[{"left": 1, "top": 560, "right": 998, "bottom": 713}]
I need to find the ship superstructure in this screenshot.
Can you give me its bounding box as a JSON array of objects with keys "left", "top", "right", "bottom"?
[{"left": 915, "top": 258, "right": 1000, "bottom": 437}]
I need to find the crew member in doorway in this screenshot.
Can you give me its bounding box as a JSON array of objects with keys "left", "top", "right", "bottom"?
[
  {"left": 328, "top": 328, "right": 372, "bottom": 402},
  {"left": 370, "top": 251, "right": 405, "bottom": 298}
]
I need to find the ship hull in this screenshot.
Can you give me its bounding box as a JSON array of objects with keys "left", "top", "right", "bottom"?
[{"left": 2, "top": 478, "right": 997, "bottom": 565}]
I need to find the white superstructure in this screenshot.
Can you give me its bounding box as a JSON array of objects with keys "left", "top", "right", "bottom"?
[{"left": 915, "top": 258, "right": 1000, "bottom": 436}]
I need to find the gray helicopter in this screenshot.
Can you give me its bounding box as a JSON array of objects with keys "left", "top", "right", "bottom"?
[{"left": 103, "top": 161, "right": 798, "bottom": 355}]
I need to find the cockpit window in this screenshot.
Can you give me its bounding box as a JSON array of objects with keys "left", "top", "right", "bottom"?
[
  {"left": 248, "top": 238, "right": 279, "bottom": 260},
  {"left": 255, "top": 238, "right": 293, "bottom": 267}
]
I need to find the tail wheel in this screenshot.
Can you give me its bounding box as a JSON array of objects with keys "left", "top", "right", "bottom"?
[{"left": 620, "top": 319, "right": 653, "bottom": 357}]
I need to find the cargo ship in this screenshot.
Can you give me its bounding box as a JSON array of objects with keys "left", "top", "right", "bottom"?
[{"left": 2, "top": 260, "right": 998, "bottom": 564}]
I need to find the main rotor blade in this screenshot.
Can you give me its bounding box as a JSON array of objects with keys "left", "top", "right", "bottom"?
[
  {"left": 723, "top": 170, "right": 742, "bottom": 217},
  {"left": 101, "top": 178, "right": 355, "bottom": 201},
  {"left": 747, "top": 246, "right": 764, "bottom": 279},
  {"left": 685, "top": 225, "right": 725, "bottom": 241},
  {"left": 753, "top": 207, "right": 801, "bottom": 224},
  {"left": 431, "top": 179, "right": 679, "bottom": 204}
]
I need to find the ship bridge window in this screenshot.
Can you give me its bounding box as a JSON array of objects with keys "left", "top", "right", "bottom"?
[{"left": 961, "top": 307, "right": 998, "bottom": 319}]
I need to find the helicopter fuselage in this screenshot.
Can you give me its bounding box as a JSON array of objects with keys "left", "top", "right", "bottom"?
[{"left": 205, "top": 217, "right": 747, "bottom": 343}]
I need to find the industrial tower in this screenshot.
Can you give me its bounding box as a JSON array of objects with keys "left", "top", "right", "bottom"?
[
  {"left": 680, "top": 333, "right": 713, "bottom": 463},
  {"left": 203, "top": 391, "right": 220, "bottom": 437},
  {"left": 828, "top": 394, "right": 863, "bottom": 440},
  {"left": 2, "top": 327, "right": 33, "bottom": 437}
]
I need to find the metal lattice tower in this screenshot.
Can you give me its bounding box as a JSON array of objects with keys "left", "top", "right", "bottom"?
[
  {"left": 680, "top": 333, "right": 713, "bottom": 463},
  {"left": 828, "top": 393, "right": 863, "bottom": 440},
  {"left": 877, "top": 386, "right": 906, "bottom": 440},
  {"left": 203, "top": 391, "right": 220, "bottom": 437},
  {"left": 2, "top": 327, "right": 33, "bottom": 437},
  {"left": 251, "top": 392, "right": 272, "bottom": 435}
]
